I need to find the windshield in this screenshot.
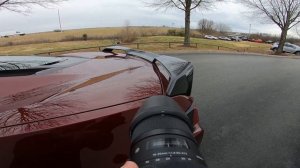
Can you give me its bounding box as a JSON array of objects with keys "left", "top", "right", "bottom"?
[{"left": 0, "top": 56, "right": 64, "bottom": 71}]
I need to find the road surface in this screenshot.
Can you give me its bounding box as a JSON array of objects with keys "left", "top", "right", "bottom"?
[{"left": 171, "top": 53, "right": 300, "bottom": 168}]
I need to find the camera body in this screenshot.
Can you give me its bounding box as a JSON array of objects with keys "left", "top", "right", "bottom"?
[{"left": 130, "top": 96, "right": 207, "bottom": 168}]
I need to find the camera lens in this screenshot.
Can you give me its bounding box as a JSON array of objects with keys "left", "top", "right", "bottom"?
[{"left": 130, "top": 96, "right": 207, "bottom": 168}]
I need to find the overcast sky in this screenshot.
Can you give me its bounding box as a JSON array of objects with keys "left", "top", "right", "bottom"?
[{"left": 0, "top": 0, "right": 295, "bottom": 36}]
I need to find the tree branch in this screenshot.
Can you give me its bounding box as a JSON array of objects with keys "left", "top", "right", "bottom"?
[
  {"left": 0, "top": 0, "right": 10, "bottom": 6},
  {"left": 170, "top": 0, "right": 185, "bottom": 11},
  {"left": 0, "top": 0, "right": 66, "bottom": 13},
  {"left": 191, "top": 0, "right": 204, "bottom": 10},
  {"left": 178, "top": 0, "right": 186, "bottom": 8}
]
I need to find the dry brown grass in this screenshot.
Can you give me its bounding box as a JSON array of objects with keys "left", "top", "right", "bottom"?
[
  {"left": 0, "top": 37, "right": 272, "bottom": 55},
  {"left": 0, "top": 27, "right": 170, "bottom": 46},
  {"left": 0, "top": 27, "right": 272, "bottom": 55}
]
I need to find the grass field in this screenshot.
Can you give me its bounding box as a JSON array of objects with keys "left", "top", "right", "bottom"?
[
  {"left": 0, "top": 27, "right": 272, "bottom": 55},
  {"left": 0, "top": 27, "right": 169, "bottom": 45}
]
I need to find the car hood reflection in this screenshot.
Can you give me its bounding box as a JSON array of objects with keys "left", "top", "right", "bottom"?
[{"left": 0, "top": 58, "right": 162, "bottom": 137}]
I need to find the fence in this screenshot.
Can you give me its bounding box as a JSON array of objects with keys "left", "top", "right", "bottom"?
[{"left": 35, "top": 41, "right": 263, "bottom": 56}]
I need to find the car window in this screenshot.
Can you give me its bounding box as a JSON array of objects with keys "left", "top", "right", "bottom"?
[
  {"left": 286, "top": 44, "right": 295, "bottom": 48},
  {"left": 285, "top": 44, "right": 292, "bottom": 47},
  {"left": 290, "top": 44, "right": 297, "bottom": 48}
]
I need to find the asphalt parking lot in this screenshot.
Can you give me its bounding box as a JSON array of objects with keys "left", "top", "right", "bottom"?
[{"left": 170, "top": 53, "right": 300, "bottom": 168}]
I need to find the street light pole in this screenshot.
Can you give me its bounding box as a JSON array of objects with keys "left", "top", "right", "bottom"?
[
  {"left": 248, "top": 24, "right": 252, "bottom": 38},
  {"left": 58, "top": 9, "right": 62, "bottom": 32}
]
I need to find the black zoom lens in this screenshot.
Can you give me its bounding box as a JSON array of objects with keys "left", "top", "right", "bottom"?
[{"left": 130, "top": 96, "right": 207, "bottom": 168}]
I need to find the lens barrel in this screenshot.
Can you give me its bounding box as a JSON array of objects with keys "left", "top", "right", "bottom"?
[{"left": 130, "top": 96, "right": 207, "bottom": 168}]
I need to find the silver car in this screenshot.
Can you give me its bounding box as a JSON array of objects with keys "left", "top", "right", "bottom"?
[
  {"left": 204, "top": 35, "right": 218, "bottom": 40},
  {"left": 271, "top": 42, "right": 300, "bottom": 55},
  {"left": 218, "top": 36, "right": 231, "bottom": 41}
]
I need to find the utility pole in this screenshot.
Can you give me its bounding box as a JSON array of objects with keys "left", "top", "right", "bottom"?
[
  {"left": 248, "top": 24, "right": 252, "bottom": 38},
  {"left": 58, "top": 9, "right": 62, "bottom": 32}
]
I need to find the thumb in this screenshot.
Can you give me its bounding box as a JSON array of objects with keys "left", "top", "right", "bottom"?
[{"left": 121, "top": 161, "right": 139, "bottom": 168}]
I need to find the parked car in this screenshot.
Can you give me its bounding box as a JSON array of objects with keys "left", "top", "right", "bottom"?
[
  {"left": 241, "top": 36, "right": 249, "bottom": 41},
  {"left": 230, "top": 36, "right": 242, "bottom": 42},
  {"left": 0, "top": 46, "right": 203, "bottom": 168},
  {"left": 0, "top": 31, "right": 25, "bottom": 38},
  {"left": 218, "top": 36, "right": 231, "bottom": 41},
  {"left": 251, "top": 39, "right": 263, "bottom": 43},
  {"left": 16, "top": 31, "right": 26, "bottom": 36},
  {"left": 204, "top": 35, "right": 218, "bottom": 40},
  {"left": 265, "top": 40, "right": 274, "bottom": 44},
  {"left": 271, "top": 42, "right": 300, "bottom": 55},
  {"left": 53, "top": 29, "right": 63, "bottom": 32}
]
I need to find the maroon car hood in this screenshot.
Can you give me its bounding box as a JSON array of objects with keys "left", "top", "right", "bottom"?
[{"left": 0, "top": 55, "right": 161, "bottom": 131}]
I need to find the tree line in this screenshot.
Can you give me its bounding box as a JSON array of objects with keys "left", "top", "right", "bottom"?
[
  {"left": 147, "top": 0, "right": 300, "bottom": 55},
  {"left": 198, "top": 19, "right": 232, "bottom": 35}
]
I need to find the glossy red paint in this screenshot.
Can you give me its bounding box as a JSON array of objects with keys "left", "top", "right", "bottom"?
[
  {"left": 0, "top": 52, "right": 203, "bottom": 168},
  {"left": 0, "top": 56, "right": 160, "bottom": 132}
]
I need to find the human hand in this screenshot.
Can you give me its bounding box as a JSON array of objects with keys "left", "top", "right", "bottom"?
[{"left": 121, "top": 161, "right": 138, "bottom": 168}]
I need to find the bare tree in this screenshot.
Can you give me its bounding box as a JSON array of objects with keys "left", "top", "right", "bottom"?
[
  {"left": 215, "top": 23, "right": 231, "bottom": 34},
  {"left": 119, "top": 20, "right": 138, "bottom": 43},
  {"left": 198, "top": 18, "right": 215, "bottom": 34},
  {"left": 147, "top": 0, "right": 222, "bottom": 46},
  {"left": 295, "top": 25, "right": 300, "bottom": 38},
  {"left": 124, "top": 20, "right": 131, "bottom": 38},
  {"left": 240, "top": 0, "right": 300, "bottom": 54},
  {"left": 0, "top": 0, "right": 66, "bottom": 13}
]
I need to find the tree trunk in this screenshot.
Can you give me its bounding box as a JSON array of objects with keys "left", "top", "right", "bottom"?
[
  {"left": 184, "top": 10, "right": 191, "bottom": 46},
  {"left": 184, "top": 3, "right": 191, "bottom": 46},
  {"left": 276, "top": 26, "right": 289, "bottom": 55}
]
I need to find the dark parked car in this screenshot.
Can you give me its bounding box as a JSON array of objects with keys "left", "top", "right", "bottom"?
[
  {"left": 0, "top": 46, "right": 203, "bottom": 168},
  {"left": 229, "top": 36, "right": 242, "bottom": 41},
  {"left": 241, "top": 36, "right": 249, "bottom": 41}
]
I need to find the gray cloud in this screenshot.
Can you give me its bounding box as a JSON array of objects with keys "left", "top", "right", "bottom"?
[{"left": 0, "top": 0, "right": 290, "bottom": 36}]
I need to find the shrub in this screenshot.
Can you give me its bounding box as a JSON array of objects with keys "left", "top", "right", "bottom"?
[
  {"left": 62, "top": 35, "right": 82, "bottom": 41},
  {"left": 167, "top": 29, "right": 185, "bottom": 36},
  {"left": 190, "top": 31, "right": 201, "bottom": 38},
  {"left": 175, "top": 29, "right": 185, "bottom": 36},
  {"left": 88, "top": 35, "right": 119, "bottom": 40},
  {"left": 167, "top": 29, "right": 176, "bottom": 36},
  {"left": 82, "top": 34, "right": 88, "bottom": 41},
  {"left": 6, "top": 42, "right": 14, "bottom": 46},
  {"left": 148, "top": 28, "right": 159, "bottom": 36},
  {"left": 118, "top": 29, "right": 138, "bottom": 43}
]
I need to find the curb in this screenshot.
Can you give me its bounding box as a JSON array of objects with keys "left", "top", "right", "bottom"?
[{"left": 158, "top": 50, "right": 300, "bottom": 59}]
